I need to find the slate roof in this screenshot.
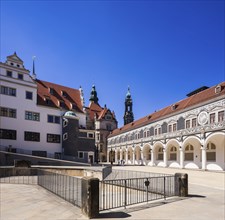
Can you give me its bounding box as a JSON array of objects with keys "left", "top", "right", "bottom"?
[{"left": 109, "top": 82, "right": 225, "bottom": 137}]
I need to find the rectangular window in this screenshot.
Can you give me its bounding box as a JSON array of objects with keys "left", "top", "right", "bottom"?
[
  {"left": 218, "top": 111, "right": 224, "bottom": 123},
  {"left": 18, "top": 73, "right": 23, "bottom": 80},
  {"left": 173, "top": 123, "right": 177, "bottom": 131},
  {"left": 0, "top": 129, "right": 17, "bottom": 140},
  {"left": 24, "top": 131, "right": 40, "bottom": 142},
  {"left": 25, "top": 111, "right": 40, "bottom": 121},
  {"left": 0, "top": 86, "right": 16, "bottom": 96},
  {"left": 60, "top": 101, "right": 65, "bottom": 108},
  {"left": 47, "top": 134, "right": 60, "bottom": 143},
  {"left": 78, "top": 152, "right": 84, "bottom": 159},
  {"left": 170, "top": 153, "right": 177, "bottom": 161},
  {"left": 0, "top": 107, "right": 16, "bottom": 118},
  {"left": 192, "top": 118, "right": 197, "bottom": 127},
  {"left": 7, "top": 71, "right": 12, "bottom": 77},
  {"left": 158, "top": 127, "right": 161, "bottom": 135},
  {"left": 207, "top": 152, "right": 216, "bottom": 161},
  {"left": 186, "top": 120, "right": 190, "bottom": 128},
  {"left": 168, "top": 125, "right": 172, "bottom": 132},
  {"left": 26, "top": 91, "right": 33, "bottom": 100},
  {"left": 210, "top": 113, "right": 215, "bottom": 124},
  {"left": 47, "top": 115, "right": 60, "bottom": 124},
  {"left": 32, "top": 151, "right": 47, "bottom": 157},
  {"left": 185, "top": 153, "right": 194, "bottom": 161},
  {"left": 49, "top": 88, "right": 54, "bottom": 95},
  {"left": 154, "top": 129, "right": 157, "bottom": 135}
]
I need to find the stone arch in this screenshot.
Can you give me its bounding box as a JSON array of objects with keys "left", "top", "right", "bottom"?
[
  {"left": 134, "top": 145, "right": 141, "bottom": 164},
  {"left": 142, "top": 144, "right": 151, "bottom": 165},
  {"left": 205, "top": 132, "right": 225, "bottom": 171},
  {"left": 165, "top": 139, "right": 180, "bottom": 168},
  {"left": 127, "top": 146, "right": 133, "bottom": 164},
  {"left": 183, "top": 136, "right": 202, "bottom": 169}
]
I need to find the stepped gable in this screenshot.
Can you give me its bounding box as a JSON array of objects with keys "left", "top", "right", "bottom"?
[
  {"left": 36, "top": 79, "right": 83, "bottom": 112},
  {"left": 109, "top": 81, "right": 225, "bottom": 137}
]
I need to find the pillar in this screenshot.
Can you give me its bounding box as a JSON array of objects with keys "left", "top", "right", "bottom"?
[
  {"left": 180, "top": 147, "right": 184, "bottom": 169},
  {"left": 163, "top": 148, "right": 167, "bottom": 167},
  {"left": 140, "top": 149, "right": 144, "bottom": 165},
  {"left": 151, "top": 149, "right": 155, "bottom": 166},
  {"left": 125, "top": 149, "right": 128, "bottom": 164},
  {"left": 132, "top": 150, "right": 135, "bottom": 165},
  {"left": 201, "top": 145, "right": 207, "bottom": 170},
  {"left": 107, "top": 150, "right": 110, "bottom": 163}
]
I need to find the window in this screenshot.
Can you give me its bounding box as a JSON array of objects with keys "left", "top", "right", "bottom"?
[
  {"left": 47, "top": 115, "right": 60, "bottom": 124},
  {"left": 207, "top": 142, "right": 216, "bottom": 161},
  {"left": 60, "top": 101, "right": 65, "bottom": 108},
  {"left": 158, "top": 127, "right": 161, "bottom": 135},
  {"left": 210, "top": 113, "right": 215, "bottom": 124},
  {"left": 186, "top": 120, "right": 190, "bottom": 128},
  {"left": 7, "top": 71, "right": 12, "bottom": 77},
  {"left": 32, "top": 151, "right": 47, "bottom": 157},
  {"left": 0, "top": 129, "right": 16, "bottom": 140},
  {"left": 192, "top": 118, "right": 197, "bottom": 127},
  {"left": 24, "top": 131, "right": 40, "bottom": 142},
  {"left": 49, "top": 88, "right": 54, "bottom": 95},
  {"left": 78, "top": 151, "right": 84, "bottom": 159},
  {"left": 25, "top": 111, "right": 40, "bottom": 121},
  {"left": 169, "top": 146, "right": 177, "bottom": 160},
  {"left": 0, "top": 86, "right": 16, "bottom": 96},
  {"left": 63, "top": 119, "right": 68, "bottom": 127},
  {"left": 62, "top": 91, "right": 67, "bottom": 97},
  {"left": 47, "top": 134, "right": 60, "bottom": 143},
  {"left": 106, "top": 124, "right": 112, "bottom": 131},
  {"left": 88, "top": 133, "right": 94, "bottom": 138},
  {"left": 218, "top": 111, "right": 224, "bottom": 123},
  {"left": 154, "top": 128, "right": 157, "bottom": 136},
  {"left": 18, "top": 73, "right": 23, "bottom": 80},
  {"left": 158, "top": 147, "right": 163, "bottom": 160},
  {"left": 0, "top": 107, "right": 16, "bottom": 118},
  {"left": 168, "top": 125, "right": 172, "bottom": 132},
  {"left": 26, "top": 91, "right": 33, "bottom": 100},
  {"left": 63, "top": 133, "right": 68, "bottom": 140},
  {"left": 185, "top": 144, "right": 194, "bottom": 161},
  {"left": 173, "top": 123, "right": 177, "bottom": 131}
]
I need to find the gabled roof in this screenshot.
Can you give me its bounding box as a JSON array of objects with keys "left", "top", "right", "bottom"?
[
  {"left": 109, "top": 82, "right": 225, "bottom": 137},
  {"left": 36, "top": 79, "right": 83, "bottom": 112},
  {"left": 85, "top": 102, "right": 103, "bottom": 120},
  {"left": 7, "top": 52, "right": 24, "bottom": 64}
]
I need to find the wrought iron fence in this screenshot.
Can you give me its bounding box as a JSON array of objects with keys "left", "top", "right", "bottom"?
[
  {"left": 99, "top": 175, "right": 175, "bottom": 210},
  {"left": 38, "top": 169, "right": 82, "bottom": 207}
]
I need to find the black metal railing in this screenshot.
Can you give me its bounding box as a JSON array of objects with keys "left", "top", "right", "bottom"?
[
  {"left": 99, "top": 175, "right": 175, "bottom": 210},
  {"left": 104, "top": 169, "right": 170, "bottom": 180},
  {"left": 38, "top": 170, "right": 82, "bottom": 207}
]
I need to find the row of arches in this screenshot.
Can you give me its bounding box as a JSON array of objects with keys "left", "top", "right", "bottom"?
[{"left": 108, "top": 132, "right": 225, "bottom": 171}]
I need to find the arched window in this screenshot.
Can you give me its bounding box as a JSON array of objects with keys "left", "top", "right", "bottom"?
[
  {"left": 185, "top": 144, "right": 194, "bottom": 161},
  {"left": 158, "top": 147, "right": 163, "bottom": 160},
  {"left": 169, "top": 146, "right": 177, "bottom": 160},
  {"left": 207, "top": 142, "right": 216, "bottom": 161}
]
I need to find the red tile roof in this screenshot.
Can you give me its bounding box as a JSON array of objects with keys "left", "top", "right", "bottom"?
[
  {"left": 36, "top": 79, "right": 83, "bottom": 112},
  {"left": 109, "top": 82, "right": 225, "bottom": 137}
]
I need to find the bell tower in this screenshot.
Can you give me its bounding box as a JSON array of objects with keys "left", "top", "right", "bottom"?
[{"left": 124, "top": 87, "right": 134, "bottom": 125}]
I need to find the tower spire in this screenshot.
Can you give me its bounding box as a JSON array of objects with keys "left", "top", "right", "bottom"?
[
  {"left": 123, "top": 86, "right": 134, "bottom": 125},
  {"left": 32, "top": 56, "right": 36, "bottom": 80},
  {"left": 89, "top": 85, "right": 99, "bottom": 104}
]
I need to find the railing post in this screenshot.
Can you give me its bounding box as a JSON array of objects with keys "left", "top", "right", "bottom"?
[
  {"left": 81, "top": 177, "right": 99, "bottom": 218},
  {"left": 124, "top": 180, "right": 127, "bottom": 208},
  {"left": 164, "top": 176, "right": 166, "bottom": 200},
  {"left": 175, "top": 173, "right": 188, "bottom": 197}
]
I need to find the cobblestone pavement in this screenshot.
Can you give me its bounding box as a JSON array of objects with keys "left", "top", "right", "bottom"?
[{"left": 0, "top": 166, "right": 224, "bottom": 220}]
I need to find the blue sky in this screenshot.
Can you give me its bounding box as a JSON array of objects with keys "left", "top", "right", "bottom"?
[{"left": 1, "top": 0, "right": 224, "bottom": 127}]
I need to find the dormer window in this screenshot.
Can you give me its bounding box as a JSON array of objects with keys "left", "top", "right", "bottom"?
[
  {"left": 10, "top": 62, "right": 14, "bottom": 66},
  {"left": 215, "top": 85, "right": 221, "bottom": 94},
  {"left": 71, "top": 103, "right": 77, "bottom": 110},
  {"left": 7, "top": 71, "right": 12, "bottom": 77},
  {"left": 171, "top": 104, "right": 177, "bottom": 110},
  {"left": 62, "top": 91, "right": 67, "bottom": 97},
  {"left": 17, "top": 64, "right": 20, "bottom": 68},
  {"left": 49, "top": 88, "right": 54, "bottom": 95},
  {"left": 60, "top": 101, "right": 65, "bottom": 108}
]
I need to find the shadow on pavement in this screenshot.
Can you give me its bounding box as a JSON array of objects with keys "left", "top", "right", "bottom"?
[
  {"left": 188, "top": 194, "right": 206, "bottom": 198},
  {"left": 97, "top": 212, "right": 131, "bottom": 218}
]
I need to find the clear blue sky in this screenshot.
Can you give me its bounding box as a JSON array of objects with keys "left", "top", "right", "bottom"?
[{"left": 1, "top": 0, "right": 224, "bottom": 127}]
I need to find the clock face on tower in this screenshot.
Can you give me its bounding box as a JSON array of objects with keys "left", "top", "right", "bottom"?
[{"left": 198, "top": 111, "right": 208, "bottom": 126}]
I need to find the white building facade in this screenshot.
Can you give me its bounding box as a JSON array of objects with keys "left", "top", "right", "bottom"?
[
  {"left": 107, "top": 83, "right": 225, "bottom": 171},
  {"left": 0, "top": 53, "right": 86, "bottom": 158}
]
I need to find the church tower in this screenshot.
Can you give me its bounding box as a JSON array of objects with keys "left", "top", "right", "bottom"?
[
  {"left": 124, "top": 87, "right": 134, "bottom": 125},
  {"left": 89, "top": 85, "right": 99, "bottom": 104}
]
